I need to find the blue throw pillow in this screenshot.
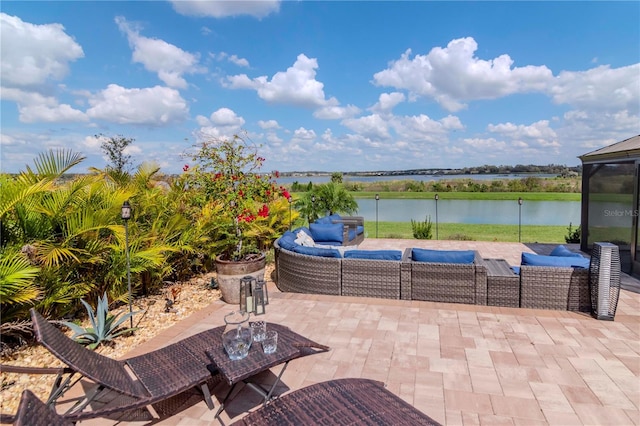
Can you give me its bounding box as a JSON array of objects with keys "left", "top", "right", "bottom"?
[
  {"left": 309, "top": 223, "right": 344, "bottom": 244},
  {"left": 292, "top": 226, "right": 312, "bottom": 238},
  {"left": 356, "top": 225, "right": 364, "bottom": 235},
  {"left": 549, "top": 245, "right": 584, "bottom": 258},
  {"left": 277, "top": 232, "right": 298, "bottom": 251},
  {"left": 292, "top": 245, "right": 342, "bottom": 258},
  {"left": 328, "top": 213, "right": 342, "bottom": 222},
  {"left": 411, "top": 248, "right": 475, "bottom": 264},
  {"left": 315, "top": 216, "right": 332, "bottom": 224},
  {"left": 344, "top": 250, "right": 402, "bottom": 261},
  {"left": 521, "top": 252, "right": 589, "bottom": 269}
]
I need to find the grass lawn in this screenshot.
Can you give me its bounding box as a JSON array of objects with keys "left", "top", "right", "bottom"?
[{"left": 365, "top": 222, "right": 570, "bottom": 243}]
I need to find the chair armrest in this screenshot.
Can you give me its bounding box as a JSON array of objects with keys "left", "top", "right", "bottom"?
[{"left": 332, "top": 216, "right": 364, "bottom": 227}]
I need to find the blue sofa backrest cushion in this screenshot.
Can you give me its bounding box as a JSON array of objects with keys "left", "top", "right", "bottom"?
[
  {"left": 549, "top": 245, "right": 584, "bottom": 258},
  {"left": 309, "top": 223, "right": 344, "bottom": 244},
  {"left": 344, "top": 250, "right": 402, "bottom": 261},
  {"left": 521, "top": 252, "right": 589, "bottom": 269},
  {"left": 292, "top": 244, "right": 342, "bottom": 258},
  {"left": 411, "top": 248, "right": 475, "bottom": 264},
  {"left": 278, "top": 232, "right": 298, "bottom": 251}
]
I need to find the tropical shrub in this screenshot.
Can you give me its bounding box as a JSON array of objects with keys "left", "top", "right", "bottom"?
[
  {"left": 565, "top": 223, "right": 581, "bottom": 244},
  {"left": 411, "top": 216, "right": 433, "bottom": 239}
]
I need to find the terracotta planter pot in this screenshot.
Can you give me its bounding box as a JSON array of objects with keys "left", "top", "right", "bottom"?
[{"left": 215, "top": 253, "right": 266, "bottom": 304}]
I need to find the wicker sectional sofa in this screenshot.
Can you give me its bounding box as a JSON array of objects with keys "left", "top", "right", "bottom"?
[
  {"left": 274, "top": 233, "right": 594, "bottom": 312},
  {"left": 274, "top": 237, "right": 488, "bottom": 304}
]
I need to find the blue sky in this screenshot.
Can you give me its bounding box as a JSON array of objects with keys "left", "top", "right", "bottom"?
[{"left": 1, "top": 1, "right": 639, "bottom": 175}]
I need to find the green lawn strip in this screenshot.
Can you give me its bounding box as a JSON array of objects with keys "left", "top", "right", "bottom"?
[
  {"left": 365, "top": 222, "right": 568, "bottom": 243},
  {"left": 352, "top": 191, "right": 581, "bottom": 201}
]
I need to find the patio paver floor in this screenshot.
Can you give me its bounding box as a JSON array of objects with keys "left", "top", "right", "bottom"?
[{"left": 79, "top": 240, "right": 640, "bottom": 425}]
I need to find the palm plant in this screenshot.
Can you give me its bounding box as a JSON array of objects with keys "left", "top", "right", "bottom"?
[{"left": 295, "top": 182, "right": 358, "bottom": 222}]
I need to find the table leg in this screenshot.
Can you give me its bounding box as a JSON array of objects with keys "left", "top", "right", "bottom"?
[{"left": 243, "top": 360, "right": 290, "bottom": 407}]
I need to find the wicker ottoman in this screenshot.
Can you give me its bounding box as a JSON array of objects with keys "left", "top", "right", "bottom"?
[{"left": 485, "top": 258, "right": 520, "bottom": 307}]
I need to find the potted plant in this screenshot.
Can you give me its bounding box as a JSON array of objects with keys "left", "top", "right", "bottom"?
[{"left": 183, "top": 134, "right": 290, "bottom": 303}]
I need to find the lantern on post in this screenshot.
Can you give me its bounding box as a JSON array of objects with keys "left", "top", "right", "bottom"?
[
  {"left": 121, "top": 201, "right": 133, "bottom": 328},
  {"left": 518, "top": 197, "right": 523, "bottom": 242},
  {"left": 375, "top": 193, "right": 379, "bottom": 238},
  {"left": 434, "top": 193, "right": 439, "bottom": 240}
]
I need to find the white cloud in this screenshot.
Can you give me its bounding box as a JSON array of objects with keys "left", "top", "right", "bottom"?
[
  {"left": 342, "top": 114, "right": 391, "bottom": 140},
  {"left": 226, "top": 54, "right": 338, "bottom": 108},
  {"left": 373, "top": 37, "right": 553, "bottom": 112},
  {"left": 392, "top": 114, "right": 463, "bottom": 142},
  {"left": 2, "top": 87, "right": 87, "bottom": 123},
  {"left": 370, "top": 92, "right": 406, "bottom": 114},
  {"left": 487, "top": 120, "right": 560, "bottom": 151},
  {"left": 86, "top": 84, "right": 189, "bottom": 125},
  {"left": 210, "top": 108, "right": 245, "bottom": 127},
  {"left": 18, "top": 103, "right": 88, "bottom": 124},
  {"left": 313, "top": 104, "right": 361, "bottom": 120},
  {"left": 0, "top": 13, "right": 84, "bottom": 89},
  {"left": 228, "top": 54, "right": 250, "bottom": 68},
  {"left": 549, "top": 64, "right": 640, "bottom": 113},
  {"left": 558, "top": 109, "right": 640, "bottom": 150},
  {"left": 258, "top": 120, "right": 280, "bottom": 130},
  {"left": 195, "top": 108, "right": 245, "bottom": 139},
  {"left": 170, "top": 0, "right": 280, "bottom": 18},
  {"left": 291, "top": 127, "right": 317, "bottom": 142},
  {"left": 116, "top": 16, "right": 205, "bottom": 89},
  {"left": 211, "top": 52, "right": 250, "bottom": 67}
]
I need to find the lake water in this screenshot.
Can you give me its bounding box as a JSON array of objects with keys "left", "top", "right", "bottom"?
[
  {"left": 354, "top": 199, "right": 580, "bottom": 226},
  {"left": 276, "top": 173, "right": 558, "bottom": 185}
]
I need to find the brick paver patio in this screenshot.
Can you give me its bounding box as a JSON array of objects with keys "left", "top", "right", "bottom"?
[{"left": 81, "top": 240, "right": 639, "bottom": 425}]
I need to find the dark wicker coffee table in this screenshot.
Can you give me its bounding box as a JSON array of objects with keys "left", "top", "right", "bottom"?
[
  {"left": 484, "top": 258, "right": 520, "bottom": 307},
  {"left": 181, "top": 323, "right": 329, "bottom": 417}
]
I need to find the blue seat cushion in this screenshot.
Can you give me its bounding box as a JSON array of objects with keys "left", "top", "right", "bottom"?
[
  {"left": 291, "top": 245, "right": 342, "bottom": 258},
  {"left": 344, "top": 250, "right": 402, "bottom": 261},
  {"left": 549, "top": 245, "right": 584, "bottom": 258},
  {"left": 356, "top": 225, "right": 364, "bottom": 235},
  {"left": 348, "top": 229, "right": 357, "bottom": 241},
  {"left": 278, "top": 232, "right": 298, "bottom": 251},
  {"left": 521, "top": 252, "right": 589, "bottom": 269},
  {"left": 511, "top": 266, "right": 521, "bottom": 275},
  {"left": 411, "top": 248, "right": 475, "bottom": 264},
  {"left": 309, "top": 223, "right": 344, "bottom": 244}
]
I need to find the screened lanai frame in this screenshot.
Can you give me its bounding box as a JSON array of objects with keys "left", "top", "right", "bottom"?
[{"left": 580, "top": 135, "right": 640, "bottom": 276}]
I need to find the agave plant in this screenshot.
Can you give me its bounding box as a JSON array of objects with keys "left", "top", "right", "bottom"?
[{"left": 61, "top": 292, "right": 140, "bottom": 350}]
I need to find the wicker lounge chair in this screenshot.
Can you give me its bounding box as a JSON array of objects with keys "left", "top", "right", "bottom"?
[
  {"left": 18, "top": 308, "right": 220, "bottom": 422},
  {"left": 10, "top": 389, "right": 72, "bottom": 426},
  {"left": 231, "top": 378, "right": 441, "bottom": 425}
]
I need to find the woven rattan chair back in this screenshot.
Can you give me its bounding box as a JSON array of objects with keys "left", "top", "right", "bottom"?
[{"left": 30, "top": 308, "right": 147, "bottom": 398}]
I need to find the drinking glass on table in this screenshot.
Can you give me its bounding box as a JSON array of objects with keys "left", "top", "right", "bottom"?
[
  {"left": 262, "top": 330, "right": 278, "bottom": 354},
  {"left": 251, "top": 321, "right": 267, "bottom": 342}
]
